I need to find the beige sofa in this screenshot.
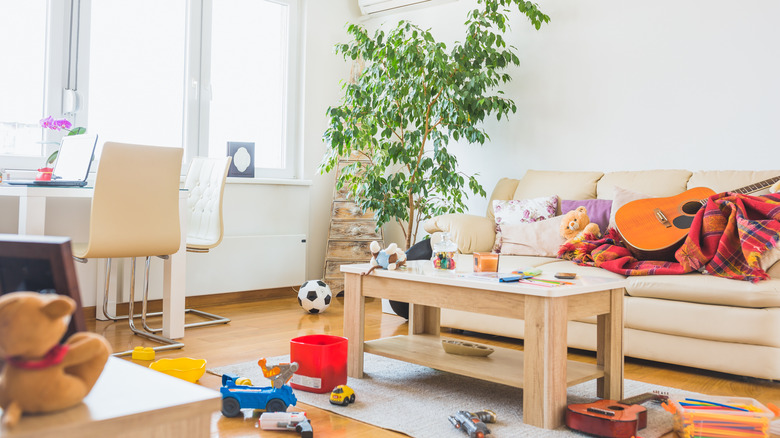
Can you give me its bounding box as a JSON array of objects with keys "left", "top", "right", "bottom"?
[{"left": 424, "top": 169, "right": 780, "bottom": 380}]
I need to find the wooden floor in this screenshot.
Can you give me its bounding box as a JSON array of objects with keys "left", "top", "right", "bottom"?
[{"left": 89, "top": 292, "right": 780, "bottom": 438}]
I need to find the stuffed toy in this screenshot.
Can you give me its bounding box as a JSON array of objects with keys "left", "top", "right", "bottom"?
[
  {"left": 560, "top": 206, "right": 601, "bottom": 245},
  {"left": 364, "top": 241, "right": 407, "bottom": 275},
  {"left": 0, "top": 292, "right": 112, "bottom": 428}
]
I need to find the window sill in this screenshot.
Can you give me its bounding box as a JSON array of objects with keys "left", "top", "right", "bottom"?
[{"left": 224, "top": 177, "right": 312, "bottom": 186}]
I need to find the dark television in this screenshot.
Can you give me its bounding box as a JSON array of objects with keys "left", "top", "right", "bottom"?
[{"left": 0, "top": 234, "right": 86, "bottom": 338}]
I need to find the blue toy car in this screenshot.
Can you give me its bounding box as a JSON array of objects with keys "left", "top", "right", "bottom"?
[{"left": 220, "top": 374, "right": 298, "bottom": 417}]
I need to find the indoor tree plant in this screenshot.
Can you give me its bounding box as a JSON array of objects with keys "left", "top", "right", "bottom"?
[{"left": 320, "top": 0, "right": 549, "bottom": 249}]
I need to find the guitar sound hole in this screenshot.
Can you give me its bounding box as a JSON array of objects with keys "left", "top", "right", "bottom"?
[
  {"left": 607, "top": 405, "right": 625, "bottom": 411},
  {"left": 681, "top": 201, "right": 703, "bottom": 215}
]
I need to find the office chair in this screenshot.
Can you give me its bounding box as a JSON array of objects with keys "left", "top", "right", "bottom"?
[
  {"left": 142, "top": 156, "right": 232, "bottom": 334},
  {"left": 72, "top": 142, "right": 184, "bottom": 356}
]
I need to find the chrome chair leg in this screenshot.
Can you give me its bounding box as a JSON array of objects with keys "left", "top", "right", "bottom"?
[
  {"left": 141, "top": 255, "right": 230, "bottom": 334},
  {"left": 96, "top": 258, "right": 163, "bottom": 322},
  {"left": 111, "top": 257, "right": 184, "bottom": 357}
]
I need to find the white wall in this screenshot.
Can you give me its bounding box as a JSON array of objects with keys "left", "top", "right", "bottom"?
[{"left": 310, "top": 0, "right": 780, "bottom": 249}]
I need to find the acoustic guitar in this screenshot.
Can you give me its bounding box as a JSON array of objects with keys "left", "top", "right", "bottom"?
[
  {"left": 565, "top": 391, "right": 668, "bottom": 438},
  {"left": 614, "top": 176, "right": 780, "bottom": 260}
]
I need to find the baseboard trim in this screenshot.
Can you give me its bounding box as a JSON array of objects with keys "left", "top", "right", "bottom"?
[{"left": 82, "top": 287, "right": 295, "bottom": 320}]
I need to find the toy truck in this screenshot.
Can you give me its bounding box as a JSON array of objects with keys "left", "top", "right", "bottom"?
[{"left": 220, "top": 373, "right": 298, "bottom": 417}]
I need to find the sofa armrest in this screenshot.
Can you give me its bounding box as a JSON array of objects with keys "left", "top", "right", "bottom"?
[{"left": 424, "top": 214, "right": 495, "bottom": 254}]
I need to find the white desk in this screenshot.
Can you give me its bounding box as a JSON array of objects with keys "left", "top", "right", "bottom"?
[
  {"left": 0, "top": 184, "right": 188, "bottom": 339},
  {"left": 0, "top": 357, "right": 221, "bottom": 438}
]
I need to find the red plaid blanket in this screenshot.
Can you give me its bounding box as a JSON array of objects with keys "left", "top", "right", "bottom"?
[{"left": 558, "top": 192, "right": 780, "bottom": 282}]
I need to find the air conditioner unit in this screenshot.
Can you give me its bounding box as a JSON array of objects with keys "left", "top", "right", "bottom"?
[{"left": 358, "top": 0, "right": 435, "bottom": 16}]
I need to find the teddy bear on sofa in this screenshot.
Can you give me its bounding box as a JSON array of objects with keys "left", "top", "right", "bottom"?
[
  {"left": 0, "top": 292, "right": 112, "bottom": 428},
  {"left": 560, "top": 206, "right": 601, "bottom": 245}
]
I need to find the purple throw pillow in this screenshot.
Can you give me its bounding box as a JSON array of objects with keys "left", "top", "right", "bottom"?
[{"left": 560, "top": 199, "right": 612, "bottom": 233}]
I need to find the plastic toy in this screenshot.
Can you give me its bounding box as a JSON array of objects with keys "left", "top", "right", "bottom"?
[
  {"left": 364, "top": 241, "right": 407, "bottom": 275},
  {"left": 131, "top": 346, "right": 155, "bottom": 361},
  {"left": 258, "top": 358, "right": 299, "bottom": 389},
  {"left": 329, "top": 384, "right": 355, "bottom": 406},
  {"left": 297, "top": 280, "right": 332, "bottom": 314},
  {"left": 259, "top": 411, "right": 313, "bottom": 438},
  {"left": 448, "top": 410, "right": 497, "bottom": 438},
  {"left": 219, "top": 374, "right": 298, "bottom": 417},
  {"left": 149, "top": 357, "right": 207, "bottom": 383}
]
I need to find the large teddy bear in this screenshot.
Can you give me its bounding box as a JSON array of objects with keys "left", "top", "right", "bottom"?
[
  {"left": 0, "top": 292, "right": 112, "bottom": 428},
  {"left": 560, "top": 206, "right": 601, "bottom": 245}
]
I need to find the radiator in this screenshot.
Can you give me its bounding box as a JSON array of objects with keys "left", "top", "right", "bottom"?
[{"left": 186, "top": 234, "right": 307, "bottom": 295}]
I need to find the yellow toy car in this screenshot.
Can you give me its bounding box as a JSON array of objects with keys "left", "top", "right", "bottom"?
[{"left": 329, "top": 385, "right": 355, "bottom": 406}]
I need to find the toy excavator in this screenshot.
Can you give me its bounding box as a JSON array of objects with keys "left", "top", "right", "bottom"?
[{"left": 258, "top": 358, "right": 299, "bottom": 389}]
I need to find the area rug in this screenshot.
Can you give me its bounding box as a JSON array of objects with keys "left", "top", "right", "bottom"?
[{"left": 209, "top": 353, "right": 692, "bottom": 438}]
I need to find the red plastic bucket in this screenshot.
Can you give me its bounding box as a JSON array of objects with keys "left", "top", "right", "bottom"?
[{"left": 289, "top": 334, "right": 347, "bottom": 393}]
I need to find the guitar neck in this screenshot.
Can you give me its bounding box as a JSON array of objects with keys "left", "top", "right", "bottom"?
[
  {"left": 619, "top": 392, "right": 666, "bottom": 406},
  {"left": 732, "top": 175, "right": 780, "bottom": 195}
]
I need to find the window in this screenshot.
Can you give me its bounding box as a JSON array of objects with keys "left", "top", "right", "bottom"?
[
  {"left": 0, "top": 1, "right": 48, "bottom": 157},
  {"left": 204, "top": 0, "right": 297, "bottom": 177},
  {"left": 0, "top": 0, "right": 300, "bottom": 179}
]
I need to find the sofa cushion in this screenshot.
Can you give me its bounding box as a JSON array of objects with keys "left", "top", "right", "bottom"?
[
  {"left": 486, "top": 177, "right": 521, "bottom": 221},
  {"left": 687, "top": 170, "right": 780, "bottom": 195},
  {"left": 499, "top": 216, "right": 565, "bottom": 257},
  {"left": 492, "top": 196, "right": 557, "bottom": 252},
  {"left": 596, "top": 169, "right": 692, "bottom": 200},
  {"left": 423, "top": 214, "right": 495, "bottom": 254},
  {"left": 513, "top": 170, "right": 603, "bottom": 200},
  {"left": 624, "top": 297, "right": 780, "bottom": 348},
  {"left": 560, "top": 199, "right": 612, "bottom": 233},
  {"left": 625, "top": 274, "right": 780, "bottom": 308}
]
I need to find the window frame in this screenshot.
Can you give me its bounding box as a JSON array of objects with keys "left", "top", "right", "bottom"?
[{"left": 1, "top": 0, "right": 302, "bottom": 180}]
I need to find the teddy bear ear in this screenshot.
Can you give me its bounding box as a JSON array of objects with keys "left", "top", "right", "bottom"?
[{"left": 42, "top": 295, "right": 76, "bottom": 320}]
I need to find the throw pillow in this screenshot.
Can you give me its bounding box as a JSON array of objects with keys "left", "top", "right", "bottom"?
[
  {"left": 493, "top": 196, "right": 557, "bottom": 252},
  {"left": 608, "top": 186, "right": 649, "bottom": 231},
  {"left": 560, "top": 199, "right": 612, "bottom": 234},
  {"left": 499, "top": 216, "right": 566, "bottom": 257}
]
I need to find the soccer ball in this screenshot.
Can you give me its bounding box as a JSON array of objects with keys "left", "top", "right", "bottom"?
[{"left": 297, "top": 280, "right": 332, "bottom": 314}]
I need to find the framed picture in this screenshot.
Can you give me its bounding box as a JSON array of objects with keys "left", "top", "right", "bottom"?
[
  {"left": 0, "top": 234, "right": 86, "bottom": 339},
  {"left": 227, "top": 141, "right": 255, "bottom": 178}
]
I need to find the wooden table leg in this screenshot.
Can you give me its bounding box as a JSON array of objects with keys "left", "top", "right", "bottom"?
[
  {"left": 344, "top": 273, "right": 366, "bottom": 378},
  {"left": 409, "top": 304, "right": 440, "bottom": 336},
  {"left": 523, "top": 295, "right": 568, "bottom": 429},
  {"left": 596, "top": 288, "right": 624, "bottom": 400}
]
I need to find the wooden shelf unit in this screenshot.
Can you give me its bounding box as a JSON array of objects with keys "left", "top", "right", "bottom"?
[{"left": 322, "top": 158, "right": 383, "bottom": 294}]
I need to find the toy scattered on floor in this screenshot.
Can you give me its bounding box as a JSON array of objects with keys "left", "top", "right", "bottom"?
[
  {"left": 149, "top": 357, "right": 207, "bottom": 383},
  {"left": 259, "top": 411, "right": 313, "bottom": 438},
  {"left": 131, "top": 346, "right": 155, "bottom": 361},
  {"left": 560, "top": 206, "right": 601, "bottom": 245},
  {"left": 219, "top": 373, "right": 298, "bottom": 417},
  {"left": 258, "top": 358, "right": 299, "bottom": 389},
  {"left": 297, "top": 280, "right": 332, "bottom": 314},
  {"left": 0, "top": 292, "right": 111, "bottom": 428},
  {"left": 363, "top": 241, "right": 407, "bottom": 275},
  {"left": 329, "top": 384, "right": 356, "bottom": 406},
  {"left": 448, "top": 410, "right": 497, "bottom": 438},
  {"left": 566, "top": 391, "right": 668, "bottom": 438}
]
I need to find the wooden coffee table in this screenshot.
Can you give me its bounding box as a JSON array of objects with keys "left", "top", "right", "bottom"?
[{"left": 341, "top": 261, "right": 628, "bottom": 430}]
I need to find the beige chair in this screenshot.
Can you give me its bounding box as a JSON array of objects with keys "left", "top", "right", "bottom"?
[
  {"left": 72, "top": 142, "right": 184, "bottom": 356},
  {"left": 142, "top": 156, "right": 232, "bottom": 333}
]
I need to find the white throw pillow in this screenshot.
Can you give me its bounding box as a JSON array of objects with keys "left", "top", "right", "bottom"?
[
  {"left": 499, "top": 216, "right": 566, "bottom": 257},
  {"left": 493, "top": 196, "right": 558, "bottom": 253}
]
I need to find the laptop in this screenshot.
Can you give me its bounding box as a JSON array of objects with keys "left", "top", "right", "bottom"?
[{"left": 6, "top": 134, "right": 99, "bottom": 187}]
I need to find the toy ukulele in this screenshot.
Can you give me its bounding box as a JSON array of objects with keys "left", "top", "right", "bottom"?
[{"left": 565, "top": 391, "right": 668, "bottom": 438}]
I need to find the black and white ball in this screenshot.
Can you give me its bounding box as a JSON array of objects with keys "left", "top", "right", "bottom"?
[{"left": 297, "top": 280, "right": 332, "bottom": 314}]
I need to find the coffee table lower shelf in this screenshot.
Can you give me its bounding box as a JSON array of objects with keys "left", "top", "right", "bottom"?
[{"left": 364, "top": 334, "right": 604, "bottom": 389}]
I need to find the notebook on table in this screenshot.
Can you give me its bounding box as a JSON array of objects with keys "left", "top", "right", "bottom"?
[{"left": 6, "top": 134, "right": 99, "bottom": 187}]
